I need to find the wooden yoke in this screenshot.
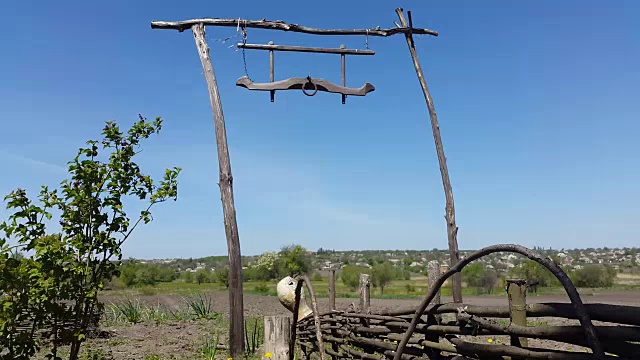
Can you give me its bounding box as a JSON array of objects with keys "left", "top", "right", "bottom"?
[
  {"left": 235, "top": 43, "right": 376, "bottom": 103},
  {"left": 236, "top": 76, "right": 375, "bottom": 96}
]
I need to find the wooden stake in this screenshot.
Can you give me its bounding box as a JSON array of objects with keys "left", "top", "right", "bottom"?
[
  {"left": 192, "top": 23, "right": 245, "bottom": 357},
  {"left": 507, "top": 279, "right": 529, "bottom": 353},
  {"left": 329, "top": 269, "right": 336, "bottom": 311},
  {"left": 264, "top": 316, "right": 291, "bottom": 360},
  {"left": 395, "top": 8, "right": 462, "bottom": 303},
  {"left": 359, "top": 273, "right": 370, "bottom": 314},
  {"left": 427, "top": 260, "right": 442, "bottom": 323}
]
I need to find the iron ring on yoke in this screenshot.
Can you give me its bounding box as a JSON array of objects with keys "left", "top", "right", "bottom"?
[{"left": 302, "top": 76, "right": 318, "bottom": 96}]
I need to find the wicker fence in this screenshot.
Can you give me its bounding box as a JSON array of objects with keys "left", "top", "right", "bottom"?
[{"left": 289, "top": 244, "right": 640, "bottom": 360}]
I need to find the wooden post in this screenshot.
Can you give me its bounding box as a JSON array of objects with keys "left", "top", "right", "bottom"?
[
  {"left": 264, "top": 316, "right": 291, "bottom": 360},
  {"left": 327, "top": 268, "right": 339, "bottom": 357},
  {"left": 396, "top": 8, "right": 462, "bottom": 303},
  {"left": 192, "top": 23, "right": 245, "bottom": 357},
  {"left": 427, "top": 260, "right": 441, "bottom": 323},
  {"left": 359, "top": 273, "right": 370, "bottom": 314},
  {"left": 329, "top": 269, "right": 336, "bottom": 311},
  {"left": 507, "top": 279, "right": 528, "bottom": 352}
]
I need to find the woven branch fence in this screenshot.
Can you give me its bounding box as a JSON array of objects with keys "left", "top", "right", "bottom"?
[{"left": 289, "top": 244, "right": 640, "bottom": 360}]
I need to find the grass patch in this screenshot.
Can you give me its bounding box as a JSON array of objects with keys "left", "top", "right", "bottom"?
[
  {"left": 185, "top": 294, "right": 221, "bottom": 320},
  {"left": 199, "top": 333, "right": 220, "bottom": 360},
  {"left": 110, "top": 298, "right": 143, "bottom": 324}
]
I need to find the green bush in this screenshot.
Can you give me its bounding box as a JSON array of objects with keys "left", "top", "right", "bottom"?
[
  {"left": 571, "top": 265, "right": 616, "bottom": 288},
  {"left": 371, "top": 262, "right": 394, "bottom": 294},
  {"left": 0, "top": 116, "right": 180, "bottom": 359},
  {"left": 140, "top": 286, "right": 158, "bottom": 296},
  {"left": 254, "top": 283, "right": 269, "bottom": 293},
  {"left": 340, "top": 265, "right": 369, "bottom": 291},
  {"left": 462, "top": 263, "right": 498, "bottom": 294}
]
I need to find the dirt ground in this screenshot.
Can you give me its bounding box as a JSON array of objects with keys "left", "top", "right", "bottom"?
[
  {"left": 50, "top": 291, "right": 640, "bottom": 359},
  {"left": 99, "top": 290, "right": 640, "bottom": 318}
]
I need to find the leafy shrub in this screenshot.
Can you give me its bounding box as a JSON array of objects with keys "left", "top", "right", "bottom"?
[
  {"left": 371, "top": 262, "right": 394, "bottom": 294},
  {"left": 405, "top": 283, "right": 416, "bottom": 293},
  {"left": 571, "top": 265, "right": 616, "bottom": 288},
  {"left": 462, "top": 263, "right": 498, "bottom": 294},
  {"left": 0, "top": 116, "right": 180, "bottom": 359},
  {"left": 340, "top": 265, "right": 369, "bottom": 291},
  {"left": 214, "top": 267, "right": 229, "bottom": 289},
  {"left": 254, "top": 283, "right": 269, "bottom": 293},
  {"left": 140, "top": 286, "right": 158, "bottom": 296}
]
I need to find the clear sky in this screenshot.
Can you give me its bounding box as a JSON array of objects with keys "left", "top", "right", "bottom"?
[{"left": 1, "top": 1, "right": 638, "bottom": 259}]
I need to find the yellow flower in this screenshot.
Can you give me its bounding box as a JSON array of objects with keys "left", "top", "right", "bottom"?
[
  {"left": 393, "top": 340, "right": 398, "bottom": 344},
  {"left": 228, "top": 358, "right": 233, "bottom": 360},
  {"left": 265, "top": 353, "right": 273, "bottom": 359},
  {"left": 487, "top": 338, "right": 493, "bottom": 343}
]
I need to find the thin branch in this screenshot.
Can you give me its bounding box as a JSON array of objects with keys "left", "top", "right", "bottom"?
[{"left": 151, "top": 17, "right": 438, "bottom": 37}]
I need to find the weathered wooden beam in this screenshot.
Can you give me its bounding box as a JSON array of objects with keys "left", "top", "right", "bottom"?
[
  {"left": 507, "top": 279, "right": 529, "bottom": 351},
  {"left": 359, "top": 274, "right": 371, "bottom": 314},
  {"left": 427, "top": 260, "right": 442, "bottom": 324},
  {"left": 151, "top": 17, "right": 438, "bottom": 37},
  {"left": 191, "top": 23, "right": 245, "bottom": 358},
  {"left": 395, "top": 8, "right": 463, "bottom": 305},
  {"left": 264, "top": 316, "right": 291, "bottom": 360},
  {"left": 328, "top": 269, "right": 336, "bottom": 311},
  {"left": 237, "top": 43, "right": 375, "bottom": 55},
  {"left": 380, "top": 302, "right": 640, "bottom": 327}
]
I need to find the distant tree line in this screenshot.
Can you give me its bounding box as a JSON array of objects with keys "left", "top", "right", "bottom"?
[
  {"left": 340, "top": 261, "right": 407, "bottom": 294},
  {"left": 460, "top": 260, "right": 619, "bottom": 294},
  {"left": 117, "top": 260, "right": 179, "bottom": 287}
]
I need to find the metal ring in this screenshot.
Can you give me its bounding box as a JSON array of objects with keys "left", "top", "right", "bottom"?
[{"left": 302, "top": 78, "right": 318, "bottom": 96}]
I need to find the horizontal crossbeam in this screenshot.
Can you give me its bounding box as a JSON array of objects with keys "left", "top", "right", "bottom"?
[
  {"left": 150, "top": 17, "right": 438, "bottom": 37},
  {"left": 237, "top": 43, "right": 375, "bottom": 55}
]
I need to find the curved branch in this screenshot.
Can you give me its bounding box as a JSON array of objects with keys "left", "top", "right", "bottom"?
[
  {"left": 300, "top": 275, "right": 325, "bottom": 360},
  {"left": 391, "top": 244, "right": 604, "bottom": 360}
]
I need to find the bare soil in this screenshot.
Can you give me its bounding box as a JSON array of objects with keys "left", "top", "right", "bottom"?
[
  {"left": 48, "top": 291, "right": 640, "bottom": 359},
  {"left": 100, "top": 290, "right": 640, "bottom": 318}
]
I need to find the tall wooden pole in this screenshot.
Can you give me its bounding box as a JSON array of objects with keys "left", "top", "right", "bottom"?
[
  {"left": 192, "top": 23, "right": 245, "bottom": 357},
  {"left": 396, "top": 8, "right": 462, "bottom": 303}
]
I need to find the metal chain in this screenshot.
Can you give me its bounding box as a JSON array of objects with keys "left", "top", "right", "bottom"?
[
  {"left": 241, "top": 24, "right": 252, "bottom": 81},
  {"left": 365, "top": 29, "right": 369, "bottom": 49}
]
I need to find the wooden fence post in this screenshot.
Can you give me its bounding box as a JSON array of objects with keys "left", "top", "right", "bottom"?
[
  {"left": 427, "top": 260, "right": 441, "bottom": 323},
  {"left": 329, "top": 269, "right": 336, "bottom": 311},
  {"left": 192, "top": 23, "right": 245, "bottom": 357},
  {"left": 264, "top": 316, "right": 291, "bottom": 360},
  {"left": 507, "top": 279, "right": 528, "bottom": 352},
  {"left": 328, "top": 269, "right": 340, "bottom": 358},
  {"left": 359, "top": 273, "right": 370, "bottom": 314}
]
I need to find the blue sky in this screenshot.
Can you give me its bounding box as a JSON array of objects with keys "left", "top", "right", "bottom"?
[{"left": 1, "top": 1, "right": 638, "bottom": 259}]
